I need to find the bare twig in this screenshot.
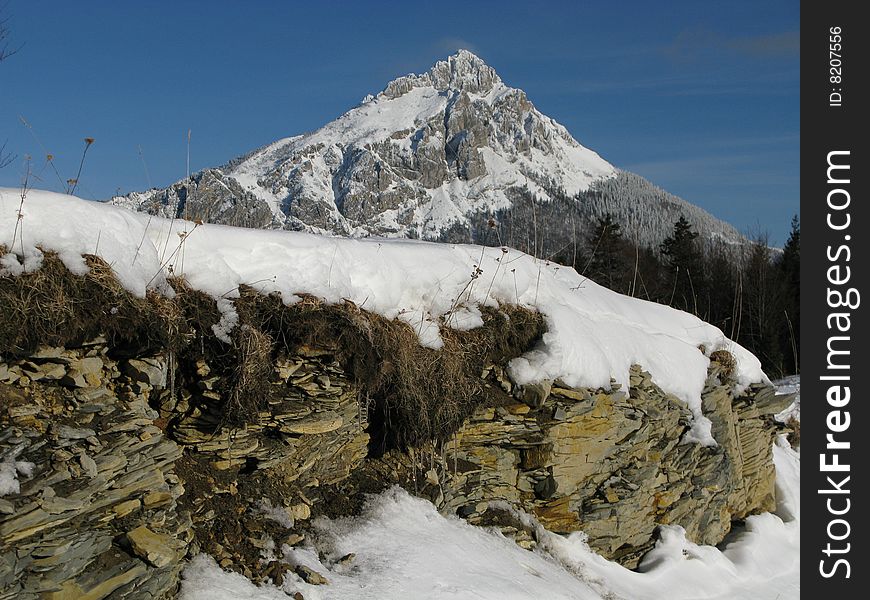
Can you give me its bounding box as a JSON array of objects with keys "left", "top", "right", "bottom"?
[
  {"left": 784, "top": 309, "right": 798, "bottom": 374},
  {"left": 19, "top": 116, "right": 65, "bottom": 190},
  {"left": 484, "top": 247, "right": 508, "bottom": 299},
  {"left": 146, "top": 222, "right": 202, "bottom": 287},
  {"left": 131, "top": 145, "right": 157, "bottom": 266},
  {"left": 1, "top": 11, "right": 22, "bottom": 62},
  {"left": 67, "top": 137, "right": 94, "bottom": 196},
  {"left": 630, "top": 239, "right": 639, "bottom": 297},
  {"left": 668, "top": 266, "right": 679, "bottom": 305},
  {"left": 0, "top": 140, "right": 14, "bottom": 169},
  {"left": 11, "top": 157, "right": 31, "bottom": 265},
  {"left": 327, "top": 242, "right": 338, "bottom": 288}
]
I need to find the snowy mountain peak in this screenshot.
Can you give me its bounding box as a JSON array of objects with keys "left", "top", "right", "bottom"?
[
  {"left": 112, "top": 52, "right": 746, "bottom": 252},
  {"left": 382, "top": 49, "right": 503, "bottom": 99}
]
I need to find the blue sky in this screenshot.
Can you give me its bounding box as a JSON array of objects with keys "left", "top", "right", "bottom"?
[{"left": 0, "top": 0, "right": 798, "bottom": 244}]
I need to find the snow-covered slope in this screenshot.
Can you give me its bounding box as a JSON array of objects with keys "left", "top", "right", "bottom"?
[
  {"left": 2, "top": 188, "right": 765, "bottom": 444},
  {"left": 111, "top": 51, "right": 746, "bottom": 250}
]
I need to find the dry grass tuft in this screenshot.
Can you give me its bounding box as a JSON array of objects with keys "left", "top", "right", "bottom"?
[
  {"left": 0, "top": 250, "right": 175, "bottom": 354},
  {"left": 709, "top": 349, "right": 737, "bottom": 378},
  {"left": 224, "top": 324, "right": 273, "bottom": 425},
  {"left": 215, "top": 288, "right": 545, "bottom": 451}
]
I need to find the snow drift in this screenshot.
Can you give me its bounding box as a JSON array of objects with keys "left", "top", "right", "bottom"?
[{"left": 1, "top": 187, "right": 766, "bottom": 444}]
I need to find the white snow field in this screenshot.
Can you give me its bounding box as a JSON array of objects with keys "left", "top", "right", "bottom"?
[{"left": 1, "top": 188, "right": 797, "bottom": 598}]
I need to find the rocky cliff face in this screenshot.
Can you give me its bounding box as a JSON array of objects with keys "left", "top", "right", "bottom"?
[
  {"left": 119, "top": 170, "right": 278, "bottom": 231},
  {"left": 428, "top": 365, "right": 785, "bottom": 567},
  {"left": 1, "top": 344, "right": 188, "bottom": 600},
  {"left": 111, "top": 51, "right": 747, "bottom": 251},
  {"left": 1, "top": 327, "right": 790, "bottom": 597}
]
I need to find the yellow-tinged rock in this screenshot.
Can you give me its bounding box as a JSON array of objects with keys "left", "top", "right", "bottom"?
[
  {"left": 43, "top": 563, "right": 147, "bottom": 600},
  {"left": 533, "top": 496, "right": 582, "bottom": 533},
  {"left": 126, "top": 525, "right": 177, "bottom": 567},
  {"left": 473, "top": 407, "right": 496, "bottom": 421},
  {"left": 288, "top": 503, "right": 311, "bottom": 521},
  {"left": 112, "top": 499, "right": 141, "bottom": 518},
  {"left": 212, "top": 458, "right": 246, "bottom": 470},
  {"left": 142, "top": 491, "right": 172, "bottom": 508},
  {"left": 280, "top": 413, "right": 343, "bottom": 435},
  {"left": 550, "top": 386, "right": 588, "bottom": 401}
]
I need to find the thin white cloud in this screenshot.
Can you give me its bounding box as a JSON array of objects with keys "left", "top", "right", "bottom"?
[{"left": 432, "top": 37, "right": 481, "bottom": 56}]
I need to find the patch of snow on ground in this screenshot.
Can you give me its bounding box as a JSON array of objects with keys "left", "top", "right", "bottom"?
[
  {"left": 181, "top": 488, "right": 608, "bottom": 600},
  {"left": 0, "top": 456, "right": 34, "bottom": 497},
  {"left": 179, "top": 382, "right": 800, "bottom": 600}
]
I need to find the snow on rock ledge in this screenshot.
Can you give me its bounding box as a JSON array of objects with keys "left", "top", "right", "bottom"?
[{"left": 0, "top": 188, "right": 767, "bottom": 444}]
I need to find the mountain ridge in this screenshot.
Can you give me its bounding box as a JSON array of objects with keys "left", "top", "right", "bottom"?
[{"left": 111, "top": 50, "right": 746, "bottom": 252}]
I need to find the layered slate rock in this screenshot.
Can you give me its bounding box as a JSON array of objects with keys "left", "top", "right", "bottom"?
[
  {"left": 167, "top": 347, "right": 369, "bottom": 481},
  {"left": 416, "top": 364, "right": 791, "bottom": 567},
  {"left": 1, "top": 335, "right": 790, "bottom": 597},
  {"left": 0, "top": 343, "right": 188, "bottom": 600}
]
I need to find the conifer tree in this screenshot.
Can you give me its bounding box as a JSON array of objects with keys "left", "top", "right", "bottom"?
[
  {"left": 660, "top": 216, "right": 704, "bottom": 314},
  {"left": 586, "top": 214, "right": 629, "bottom": 290},
  {"left": 779, "top": 215, "right": 800, "bottom": 373}
]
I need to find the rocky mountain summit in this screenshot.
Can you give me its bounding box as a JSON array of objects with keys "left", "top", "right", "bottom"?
[{"left": 112, "top": 50, "right": 745, "bottom": 251}]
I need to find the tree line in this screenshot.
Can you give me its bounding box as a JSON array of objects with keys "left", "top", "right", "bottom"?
[{"left": 548, "top": 213, "right": 800, "bottom": 378}]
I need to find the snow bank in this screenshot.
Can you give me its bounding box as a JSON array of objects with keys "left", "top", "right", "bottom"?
[
  {"left": 181, "top": 487, "right": 607, "bottom": 600},
  {"left": 0, "top": 188, "right": 767, "bottom": 444}
]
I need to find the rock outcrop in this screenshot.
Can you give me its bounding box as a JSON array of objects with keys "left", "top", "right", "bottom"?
[
  {"left": 117, "top": 169, "right": 277, "bottom": 230},
  {"left": 0, "top": 342, "right": 187, "bottom": 599},
  {"left": 421, "top": 365, "right": 787, "bottom": 567},
  {"left": 1, "top": 325, "right": 791, "bottom": 596}
]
